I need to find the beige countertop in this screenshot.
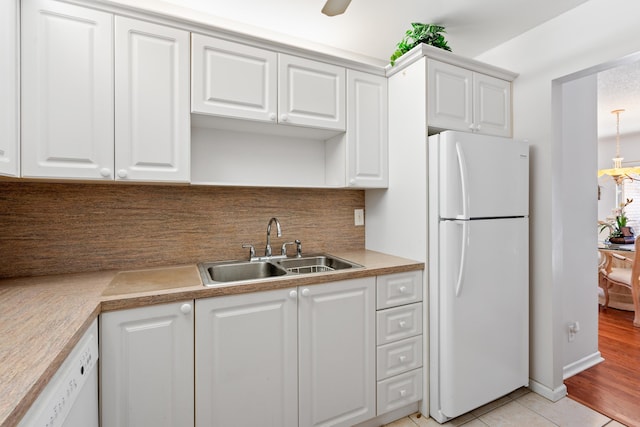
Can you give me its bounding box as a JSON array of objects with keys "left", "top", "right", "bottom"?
[{"left": 0, "top": 250, "right": 423, "bottom": 427}]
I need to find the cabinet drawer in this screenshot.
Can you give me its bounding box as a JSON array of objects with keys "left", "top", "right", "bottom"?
[
  {"left": 377, "top": 368, "right": 422, "bottom": 415},
  {"left": 376, "top": 271, "right": 422, "bottom": 309},
  {"left": 376, "top": 336, "right": 422, "bottom": 380},
  {"left": 376, "top": 302, "right": 422, "bottom": 345}
]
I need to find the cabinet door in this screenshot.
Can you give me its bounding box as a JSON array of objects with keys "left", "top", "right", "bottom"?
[
  {"left": 427, "top": 59, "right": 473, "bottom": 132},
  {"left": 196, "top": 289, "right": 298, "bottom": 427},
  {"left": 299, "top": 278, "right": 376, "bottom": 427},
  {"left": 21, "top": 0, "right": 114, "bottom": 179},
  {"left": 115, "top": 17, "right": 190, "bottom": 182},
  {"left": 191, "top": 34, "right": 277, "bottom": 122},
  {"left": 0, "top": 0, "right": 19, "bottom": 177},
  {"left": 100, "top": 301, "right": 195, "bottom": 427},
  {"left": 346, "top": 70, "right": 388, "bottom": 188},
  {"left": 279, "top": 54, "right": 345, "bottom": 131},
  {"left": 473, "top": 72, "right": 512, "bottom": 137}
]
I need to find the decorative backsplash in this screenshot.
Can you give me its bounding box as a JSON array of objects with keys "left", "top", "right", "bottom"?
[{"left": 0, "top": 181, "right": 365, "bottom": 279}]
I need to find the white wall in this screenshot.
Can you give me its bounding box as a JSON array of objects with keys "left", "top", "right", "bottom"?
[
  {"left": 476, "top": 0, "right": 640, "bottom": 400},
  {"left": 557, "top": 74, "right": 602, "bottom": 377}
]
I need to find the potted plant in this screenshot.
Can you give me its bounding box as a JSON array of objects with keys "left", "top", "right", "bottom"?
[
  {"left": 390, "top": 23, "right": 452, "bottom": 66},
  {"left": 600, "top": 198, "right": 635, "bottom": 244}
]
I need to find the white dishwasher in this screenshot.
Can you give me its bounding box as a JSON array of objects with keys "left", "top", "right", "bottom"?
[{"left": 19, "top": 318, "right": 99, "bottom": 427}]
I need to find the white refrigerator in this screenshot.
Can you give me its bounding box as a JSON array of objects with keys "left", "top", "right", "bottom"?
[{"left": 428, "top": 131, "right": 529, "bottom": 423}]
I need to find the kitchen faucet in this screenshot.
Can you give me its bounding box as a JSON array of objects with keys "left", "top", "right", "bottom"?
[{"left": 265, "top": 217, "right": 282, "bottom": 257}]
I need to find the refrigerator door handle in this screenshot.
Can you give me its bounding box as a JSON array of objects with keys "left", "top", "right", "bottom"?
[
  {"left": 454, "top": 220, "right": 469, "bottom": 297},
  {"left": 455, "top": 142, "right": 470, "bottom": 220}
]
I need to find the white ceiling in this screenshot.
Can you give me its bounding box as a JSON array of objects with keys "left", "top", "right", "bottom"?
[
  {"left": 158, "top": 0, "right": 590, "bottom": 63},
  {"left": 598, "top": 61, "right": 640, "bottom": 139}
]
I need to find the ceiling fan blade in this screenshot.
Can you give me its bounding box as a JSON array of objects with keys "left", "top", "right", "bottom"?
[{"left": 321, "top": 0, "right": 352, "bottom": 16}]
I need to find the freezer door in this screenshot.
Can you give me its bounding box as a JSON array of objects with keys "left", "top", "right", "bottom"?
[
  {"left": 437, "top": 217, "right": 528, "bottom": 419},
  {"left": 434, "top": 131, "right": 528, "bottom": 219}
]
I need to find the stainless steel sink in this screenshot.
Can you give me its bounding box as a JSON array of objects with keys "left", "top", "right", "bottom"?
[
  {"left": 198, "top": 254, "right": 363, "bottom": 286},
  {"left": 275, "top": 255, "right": 363, "bottom": 274},
  {"left": 199, "top": 260, "right": 287, "bottom": 285}
]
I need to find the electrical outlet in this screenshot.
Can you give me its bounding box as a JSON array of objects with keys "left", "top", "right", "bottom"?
[
  {"left": 354, "top": 209, "right": 365, "bottom": 226},
  {"left": 568, "top": 321, "right": 580, "bottom": 342}
]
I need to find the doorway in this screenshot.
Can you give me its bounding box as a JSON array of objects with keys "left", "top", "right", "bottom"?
[{"left": 558, "top": 53, "right": 640, "bottom": 425}]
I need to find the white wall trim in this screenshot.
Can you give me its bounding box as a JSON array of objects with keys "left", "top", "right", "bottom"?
[
  {"left": 528, "top": 379, "right": 567, "bottom": 402},
  {"left": 563, "top": 351, "right": 604, "bottom": 380},
  {"left": 352, "top": 402, "right": 419, "bottom": 427}
]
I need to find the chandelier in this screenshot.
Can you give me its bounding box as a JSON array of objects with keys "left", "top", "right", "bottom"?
[{"left": 597, "top": 109, "right": 640, "bottom": 185}]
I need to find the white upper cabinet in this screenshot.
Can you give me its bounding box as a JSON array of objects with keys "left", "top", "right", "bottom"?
[
  {"left": 21, "top": 0, "right": 114, "bottom": 179},
  {"left": 428, "top": 59, "right": 511, "bottom": 137},
  {"left": 191, "top": 34, "right": 277, "bottom": 122},
  {"left": 192, "top": 35, "right": 345, "bottom": 132},
  {"left": 20, "top": 1, "right": 382, "bottom": 187},
  {"left": 0, "top": 0, "right": 19, "bottom": 177},
  {"left": 427, "top": 60, "right": 472, "bottom": 132},
  {"left": 115, "top": 17, "right": 190, "bottom": 182},
  {"left": 472, "top": 72, "right": 512, "bottom": 137},
  {"left": 278, "top": 54, "right": 345, "bottom": 131},
  {"left": 21, "top": 0, "right": 190, "bottom": 182},
  {"left": 346, "top": 70, "right": 388, "bottom": 188}
]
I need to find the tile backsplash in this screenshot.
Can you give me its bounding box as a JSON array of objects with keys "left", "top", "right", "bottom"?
[{"left": 0, "top": 181, "right": 365, "bottom": 279}]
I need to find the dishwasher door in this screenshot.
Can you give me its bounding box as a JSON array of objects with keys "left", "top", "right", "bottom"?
[{"left": 18, "top": 319, "right": 99, "bottom": 427}]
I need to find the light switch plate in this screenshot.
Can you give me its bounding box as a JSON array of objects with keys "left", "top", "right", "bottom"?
[{"left": 354, "top": 209, "right": 365, "bottom": 226}]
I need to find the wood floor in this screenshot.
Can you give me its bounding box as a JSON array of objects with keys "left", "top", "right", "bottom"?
[{"left": 565, "top": 307, "right": 640, "bottom": 427}]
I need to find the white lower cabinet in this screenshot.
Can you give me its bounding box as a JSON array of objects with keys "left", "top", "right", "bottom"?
[
  {"left": 298, "top": 278, "right": 376, "bottom": 427},
  {"left": 375, "top": 271, "right": 423, "bottom": 415},
  {"left": 99, "top": 274, "right": 420, "bottom": 426},
  {"left": 196, "top": 277, "right": 376, "bottom": 427},
  {"left": 377, "top": 368, "right": 423, "bottom": 415},
  {"left": 100, "top": 301, "right": 195, "bottom": 427},
  {"left": 377, "top": 335, "right": 422, "bottom": 380},
  {"left": 195, "top": 288, "right": 298, "bottom": 427}
]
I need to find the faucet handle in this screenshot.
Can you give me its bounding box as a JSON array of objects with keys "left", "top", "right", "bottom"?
[
  {"left": 295, "top": 240, "right": 302, "bottom": 258},
  {"left": 281, "top": 241, "right": 295, "bottom": 257},
  {"left": 242, "top": 243, "right": 256, "bottom": 260}
]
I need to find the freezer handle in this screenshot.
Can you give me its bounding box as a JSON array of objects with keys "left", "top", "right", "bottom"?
[
  {"left": 455, "top": 220, "right": 469, "bottom": 297},
  {"left": 455, "top": 142, "right": 470, "bottom": 220}
]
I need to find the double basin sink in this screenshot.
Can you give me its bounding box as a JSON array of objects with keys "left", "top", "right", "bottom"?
[{"left": 198, "top": 254, "right": 363, "bottom": 286}]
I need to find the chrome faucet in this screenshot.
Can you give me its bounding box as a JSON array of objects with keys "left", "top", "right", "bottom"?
[{"left": 265, "top": 217, "right": 282, "bottom": 257}]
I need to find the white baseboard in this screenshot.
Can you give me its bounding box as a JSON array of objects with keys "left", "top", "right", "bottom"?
[
  {"left": 563, "top": 351, "right": 604, "bottom": 379},
  {"left": 528, "top": 379, "right": 568, "bottom": 402},
  {"left": 352, "top": 402, "right": 420, "bottom": 427}
]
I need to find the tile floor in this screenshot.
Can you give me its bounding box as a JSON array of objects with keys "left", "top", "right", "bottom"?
[{"left": 385, "top": 388, "right": 626, "bottom": 427}]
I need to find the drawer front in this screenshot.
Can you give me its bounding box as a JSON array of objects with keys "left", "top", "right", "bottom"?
[
  {"left": 377, "top": 336, "right": 422, "bottom": 380},
  {"left": 376, "top": 302, "right": 422, "bottom": 345},
  {"left": 377, "top": 368, "right": 422, "bottom": 415},
  {"left": 377, "top": 271, "right": 422, "bottom": 310}
]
